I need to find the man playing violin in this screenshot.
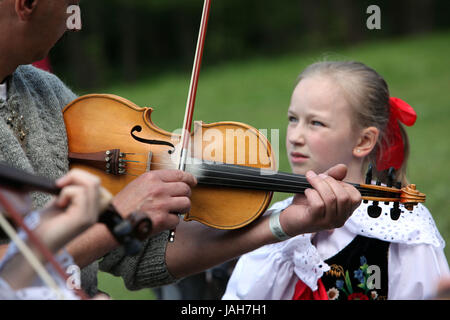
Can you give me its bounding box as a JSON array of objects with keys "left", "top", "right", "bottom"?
[{"left": 0, "top": 0, "right": 361, "bottom": 297}]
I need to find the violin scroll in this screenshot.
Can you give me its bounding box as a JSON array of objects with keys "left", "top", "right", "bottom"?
[{"left": 401, "top": 184, "right": 426, "bottom": 211}]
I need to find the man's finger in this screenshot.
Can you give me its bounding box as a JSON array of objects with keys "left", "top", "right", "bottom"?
[
  {"left": 157, "top": 170, "right": 197, "bottom": 186},
  {"left": 167, "top": 197, "right": 192, "bottom": 215},
  {"left": 168, "top": 182, "right": 192, "bottom": 198}
]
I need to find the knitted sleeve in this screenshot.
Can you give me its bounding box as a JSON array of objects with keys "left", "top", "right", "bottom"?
[
  {"left": 19, "top": 65, "right": 78, "bottom": 107},
  {"left": 98, "top": 230, "right": 177, "bottom": 290}
]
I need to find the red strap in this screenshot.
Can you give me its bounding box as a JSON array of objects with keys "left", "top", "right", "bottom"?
[
  {"left": 292, "top": 278, "right": 328, "bottom": 300},
  {"left": 32, "top": 57, "right": 52, "bottom": 73}
]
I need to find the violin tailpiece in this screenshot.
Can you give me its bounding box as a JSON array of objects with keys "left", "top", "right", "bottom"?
[{"left": 68, "top": 149, "right": 126, "bottom": 175}]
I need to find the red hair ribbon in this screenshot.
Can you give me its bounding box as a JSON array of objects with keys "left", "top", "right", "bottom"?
[{"left": 376, "top": 97, "right": 417, "bottom": 171}]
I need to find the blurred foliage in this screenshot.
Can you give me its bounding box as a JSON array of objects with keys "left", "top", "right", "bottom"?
[{"left": 51, "top": 0, "right": 450, "bottom": 89}]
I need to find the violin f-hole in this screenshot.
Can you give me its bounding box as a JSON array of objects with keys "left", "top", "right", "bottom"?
[{"left": 130, "top": 125, "right": 176, "bottom": 154}]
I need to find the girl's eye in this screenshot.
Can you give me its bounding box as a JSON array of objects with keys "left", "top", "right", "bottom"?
[
  {"left": 311, "top": 120, "right": 325, "bottom": 127},
  {"left": 288, "top": 116, "right": 298, "bottom": 123}
]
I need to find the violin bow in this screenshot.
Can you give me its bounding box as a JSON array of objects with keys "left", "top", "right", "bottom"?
[{"left": 170, "top": 0, "right": 212, "bottom": 242}]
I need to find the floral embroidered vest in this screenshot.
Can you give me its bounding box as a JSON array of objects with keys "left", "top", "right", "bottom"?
[{"left": 320, "top": 235, "right": 390, "bottom": 300}]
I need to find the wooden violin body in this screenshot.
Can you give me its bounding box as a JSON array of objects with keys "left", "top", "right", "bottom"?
[{"left": 63, "top": 94, "right": 276, "bottom": 230}]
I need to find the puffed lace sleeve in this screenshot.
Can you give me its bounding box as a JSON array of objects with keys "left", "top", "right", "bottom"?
[{"left": 388, "top": 242, "right": 449, "bottom": 299}]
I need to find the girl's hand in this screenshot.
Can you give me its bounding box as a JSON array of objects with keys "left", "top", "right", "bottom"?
[{"left": 280, "top": 164, "right": 361, "bottom": 237}]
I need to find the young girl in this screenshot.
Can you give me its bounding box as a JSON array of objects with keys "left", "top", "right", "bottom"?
[
  {"left": 0, "top": 169, "right": 105, "bottom": 300},
  {"left": 223, "top": 61, "right": 449, "bottom": 300}
]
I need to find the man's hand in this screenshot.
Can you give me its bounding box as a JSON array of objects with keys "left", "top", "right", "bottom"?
[
  {"left": 112, "top": 170, "right": 197, "bottom": 236},
  {"left": 279, "top": 164, "right": 361, "bottom": 237}
]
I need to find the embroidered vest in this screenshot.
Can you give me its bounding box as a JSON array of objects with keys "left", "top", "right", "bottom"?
[{"left": 320, "top": 235, "right": 390, "bottom": 300}]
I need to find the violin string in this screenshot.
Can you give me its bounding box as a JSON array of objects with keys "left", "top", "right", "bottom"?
[
  {"left": 122, "top": 156, "right": 376, "bottom": 184},
  {"left": 190, "top": 175, "right": 395, "bottom": 198},
  {"left": 130, "top": 157, "right": 352, "bottom": 189},
  {"left": 121, "top": 159, "right": 398, "bottom": 198},
  {"left": 125, "top": 160, "right": 309, "bottom": 185},
  {"left": 122, "top": 155, "right": 398, "bottom": 196},
  {"left": 125, "top": 166, "right": 388, "bottom": 197}
]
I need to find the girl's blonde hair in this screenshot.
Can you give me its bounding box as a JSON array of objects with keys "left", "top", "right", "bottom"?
[{"left": 296, "top": 61, "right": 409, "bottom": 186}]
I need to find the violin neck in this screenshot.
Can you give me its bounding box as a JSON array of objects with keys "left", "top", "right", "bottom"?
[
  {"left": 189, "top": 161, "right": 401, "bottom": 200},
  {"left": 0, "top": 163, "right": 60, "bottom": 195}
]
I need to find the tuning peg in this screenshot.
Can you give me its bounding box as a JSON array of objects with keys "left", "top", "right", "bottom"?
[
  {"left": 365, "top": 164, "right": 373, "bottom": 184},
  {"left": 383, "top": 168, "right": 397, "bottom": 205},
  {"left": 390, "top": 202, "right": 402, "bottom": 220},
  {"left": 367, "top": 201, "right": 382, "bottom": 218},
  {"left": 387, "top": 167, "right": 396, "bottom": 188}
]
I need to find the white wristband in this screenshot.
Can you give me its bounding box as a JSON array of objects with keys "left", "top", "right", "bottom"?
[{"left": 269, "top": 211, "right": 291, "bottom": 241}]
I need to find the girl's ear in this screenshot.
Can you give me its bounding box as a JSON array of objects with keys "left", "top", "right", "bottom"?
[
  {"left": 15, "top": 0, "right": 38, "bottom": 21},
  {"left": 353, "top": 126, "right": 379, "bottom": 158}
]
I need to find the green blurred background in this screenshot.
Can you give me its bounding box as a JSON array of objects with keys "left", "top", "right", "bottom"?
[{"left": 49, "top": 1, "right": 450, "bottom": 299}]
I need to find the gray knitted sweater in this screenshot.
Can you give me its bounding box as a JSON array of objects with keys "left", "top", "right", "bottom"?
[{"left": 0, "top": 65, "right": 176, "bottom": 296}]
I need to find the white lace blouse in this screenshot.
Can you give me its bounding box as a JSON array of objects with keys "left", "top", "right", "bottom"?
[{"left": 223, "top": 197, "right": 450, "bottom": 300}]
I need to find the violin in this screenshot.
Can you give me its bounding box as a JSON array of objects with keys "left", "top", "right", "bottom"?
[{"left": 63, "top": 94, "right": 426, "bottom": 228}]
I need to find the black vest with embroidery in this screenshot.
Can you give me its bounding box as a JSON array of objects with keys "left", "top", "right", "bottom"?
[{"left": 320, "top": 235, "right": 390, "bottom": 300}]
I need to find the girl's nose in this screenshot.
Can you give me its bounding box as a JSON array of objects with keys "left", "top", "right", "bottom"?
[{"left": 287, "top": 124, "right": 305, "bottom": 146}]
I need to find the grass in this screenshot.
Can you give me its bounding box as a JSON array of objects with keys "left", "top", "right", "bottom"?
[{"left": 93, "top": 31, "right": 450, "bottom": 299}]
